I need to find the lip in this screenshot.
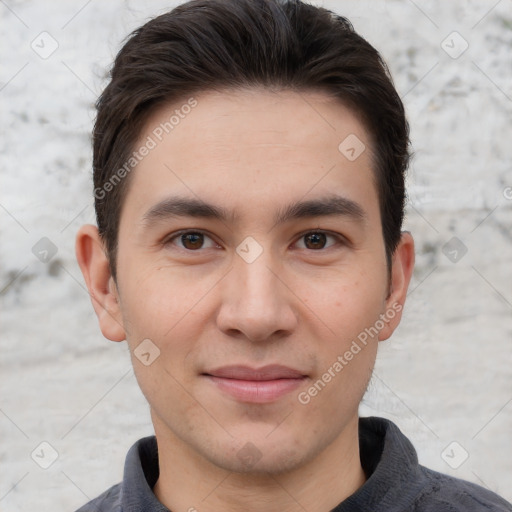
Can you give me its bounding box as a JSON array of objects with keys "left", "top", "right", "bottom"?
[{"left": 202, "top": 365, "right": 308, "bottom": 403}]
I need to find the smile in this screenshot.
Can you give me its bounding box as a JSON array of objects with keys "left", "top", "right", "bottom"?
[{"left": 202, "top": 365, "right": 308, "bottom": 403}]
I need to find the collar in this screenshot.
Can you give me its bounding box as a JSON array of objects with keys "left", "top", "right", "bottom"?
[{"left": 119, "top": 416, "right": 425, "bottom": 511}]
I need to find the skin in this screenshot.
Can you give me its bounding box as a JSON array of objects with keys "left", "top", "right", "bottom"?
[{"left": 76, "top": 88, "right": 414, "bottom": 512}]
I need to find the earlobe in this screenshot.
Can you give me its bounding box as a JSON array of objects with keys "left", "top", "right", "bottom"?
[
  {"left": 75, "top": 224, "right": 126, "bottom": 342},
  {"left": 378, "top": 231, "right": 415, "bottom": 341}
]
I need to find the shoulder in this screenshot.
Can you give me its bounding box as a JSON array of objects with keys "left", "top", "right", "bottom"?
[
  {"left": 73, "top": 435, "right": 160, "bottom": 512},
  {"left": 74, "top": 482, "right": 122, "bottom": 512},
  {"left": 412, "top": 466, "right": 512, "bottom": 512},
  {"left": 356, "top": 417, "right": 511, "bottom": 512}
]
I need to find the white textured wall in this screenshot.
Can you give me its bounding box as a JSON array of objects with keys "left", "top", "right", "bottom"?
[{"left": 1, "top": 0, "right": 511, "bottom": 510}]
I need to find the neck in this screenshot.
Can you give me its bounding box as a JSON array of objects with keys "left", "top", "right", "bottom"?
[{"left": 153, "top": 415, "right": 366, "bottom": 512}]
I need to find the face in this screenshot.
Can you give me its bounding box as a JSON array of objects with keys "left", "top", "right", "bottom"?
[{"left": 79, "top": 88, "right": 413, "bottom": 474}]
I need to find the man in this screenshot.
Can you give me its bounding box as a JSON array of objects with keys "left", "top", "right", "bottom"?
[{"left": 75, "top": 0, "right": 512, "bottom": 510}]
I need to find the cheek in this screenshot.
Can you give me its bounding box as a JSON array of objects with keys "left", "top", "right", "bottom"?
[
  {"left": 121, "top": 274, "right": 204, "bottom": 409},
  {"left": 119, "top": 261, "right": 206, "bottom": 334},
  {"left": 294, "top": 267, "right": 387, "bottom": 344},
  {"left": 119, "top": 267, "right": 218, "bottom": 380}
]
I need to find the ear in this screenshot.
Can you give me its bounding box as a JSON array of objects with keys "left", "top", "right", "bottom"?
[
  {"left": 378, "top": 231, "right": 415, "bottom": 341},
  {"left": 75, "top": 224, "right": 126, "bottom": 342}
]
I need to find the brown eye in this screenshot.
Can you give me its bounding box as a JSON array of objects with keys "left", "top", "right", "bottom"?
[
  {"left": 295, "top": 231, "right": 340, "bottom": 251},
  {"left": 165, "top": 230, "right": 218, "bottom": 252},
  {"left": 303, "top": 232, "right": 327, "bottom": 250},
  {"left": 180, "top": 232, "right": 204, "bottom": 250}
]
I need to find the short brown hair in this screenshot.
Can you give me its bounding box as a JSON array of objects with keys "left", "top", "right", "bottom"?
[{"left": 93, "top": 0, "right": 410, "bottom": 280}]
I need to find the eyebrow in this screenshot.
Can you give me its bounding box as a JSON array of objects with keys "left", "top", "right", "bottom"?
[
  {"left": 274, "top": 195, "right": 365, "bottom": 225},
  {"left": 141, "top": 196, "right": 234, "bottom": 226},
  {"left": 141, "top": 194, "right": 366, "bottom": 228}
]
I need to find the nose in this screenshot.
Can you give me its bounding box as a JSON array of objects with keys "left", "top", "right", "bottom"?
[{"left": 216, "top": 250, "right": 298, "bottom": 343}]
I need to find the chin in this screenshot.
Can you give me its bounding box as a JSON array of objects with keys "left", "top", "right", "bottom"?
[
  {"left": 213, "top": 444, "right": 305, "bottom": 475},
  {"left": 198, "top": 428, "right": 318, "bottom": 476}
]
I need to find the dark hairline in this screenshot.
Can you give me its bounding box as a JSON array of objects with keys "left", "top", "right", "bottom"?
[
  {"left": 93, "top": 0, "right": 409, "bottom": 282},
  {"left": 103, "top": 85, "right": 385, "bottom": 282},
  {"left": 109, "top": 86, "right": 382, "bottom": 275}
]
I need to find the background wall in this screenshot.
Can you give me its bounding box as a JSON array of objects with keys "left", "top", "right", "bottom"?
[{"left": 1, "top": 0, "right": 511, "bottom": 510}]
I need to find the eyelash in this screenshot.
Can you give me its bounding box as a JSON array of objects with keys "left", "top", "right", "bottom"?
[{"left": 163, "top": 229, "right": 347, "bottom": 251}]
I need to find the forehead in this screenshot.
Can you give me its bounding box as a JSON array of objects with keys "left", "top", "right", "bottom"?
[{"left": 124, "top": 88, "right": 378, "bottom": 223}]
